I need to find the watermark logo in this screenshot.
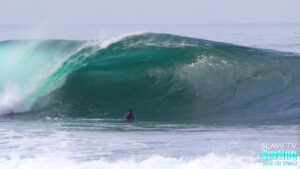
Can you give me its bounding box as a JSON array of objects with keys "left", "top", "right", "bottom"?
[{"left": 261, "top": 143, "right": 297, "bottom": 166}]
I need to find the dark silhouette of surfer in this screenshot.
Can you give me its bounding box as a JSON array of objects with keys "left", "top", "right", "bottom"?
[{"left": 123, "top": 108, "right": 135, "bottom": 122}]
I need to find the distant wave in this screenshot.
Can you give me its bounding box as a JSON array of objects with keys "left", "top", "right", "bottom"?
[{"left": 0, "top": 33, "right": 300, "bottom": 124}]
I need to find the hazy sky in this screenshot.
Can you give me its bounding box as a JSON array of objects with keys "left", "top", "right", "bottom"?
[{"left": 0, "top": 0, "right": 300, "bottom": 25}]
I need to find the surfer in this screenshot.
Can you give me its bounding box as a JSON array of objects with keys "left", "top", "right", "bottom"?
[{"left": 123, "top": 108, "right": 135, "bottom": 122}]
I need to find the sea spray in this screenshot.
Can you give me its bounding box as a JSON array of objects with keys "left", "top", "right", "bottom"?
[{"left": 0, "top": 33, "right": 299, "bottom": 124}]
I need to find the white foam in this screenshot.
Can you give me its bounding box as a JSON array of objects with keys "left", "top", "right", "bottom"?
[
  {"left": 99, "top": 32, "right": 145, "bottom": 49},
  {"left": 0, "top": 153, "right": 298, "bottom": 169},
  {"left": 0, "top": 41, "right": 77, "bottom": 114},
  {"left": 0, "top": 32, "right": 144, "bottom": 115},
  {"left": 0, "top": 85, "right": 26, "bottom": 113}
]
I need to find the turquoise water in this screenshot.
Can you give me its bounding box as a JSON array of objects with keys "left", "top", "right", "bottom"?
[
  {"left": 1, "top": 33, "right": 300, "bottom": 123},
  {"left": 0, "top": 30, "right": 299, "bottom": 169}
]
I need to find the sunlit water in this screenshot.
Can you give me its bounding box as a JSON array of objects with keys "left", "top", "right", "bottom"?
[{"left": 0, "top": 24, "right": 299, "bottom": 169}]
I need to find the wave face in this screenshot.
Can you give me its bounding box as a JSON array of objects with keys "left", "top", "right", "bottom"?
[{"left": 1, "top": 33, "right": 300, "bottom": 123}]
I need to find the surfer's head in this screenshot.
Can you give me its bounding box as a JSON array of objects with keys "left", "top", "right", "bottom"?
[{"left": 129, "top": 108, "right": 132, "bottom": 113}]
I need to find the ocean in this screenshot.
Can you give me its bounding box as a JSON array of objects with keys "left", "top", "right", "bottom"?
[{"left": 0, "top": 24, "right": 299, "bottom": 169}]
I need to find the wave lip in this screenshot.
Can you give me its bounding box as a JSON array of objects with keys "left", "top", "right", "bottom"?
[
  {"left": 0, "top": 40, "right": 84, "bottom": 114},
  {"left": 1, "top": 33, "right": 300, "bottom": 123}
]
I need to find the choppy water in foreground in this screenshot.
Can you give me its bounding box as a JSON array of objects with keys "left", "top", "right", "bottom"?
[{"left": 0, "top": 117, "right": 299, "bottom": 169}]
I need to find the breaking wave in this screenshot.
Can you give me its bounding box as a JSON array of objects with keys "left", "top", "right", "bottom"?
[{"left": 0, "top": 33, "right": 300, "bottom": 123}]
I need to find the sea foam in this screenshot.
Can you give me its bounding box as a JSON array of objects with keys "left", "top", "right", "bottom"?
[{"left": 2, "top": 153, "right": 298, "bottom": 169}]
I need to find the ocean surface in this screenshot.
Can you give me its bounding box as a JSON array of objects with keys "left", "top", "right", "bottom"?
[{"left": 0, "top": 24, "right": 299, "bottom": 169}]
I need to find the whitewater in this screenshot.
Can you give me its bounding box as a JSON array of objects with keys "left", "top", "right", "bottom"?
[{"left": 0, "top": 24, "right": 299, "bottom": 169}]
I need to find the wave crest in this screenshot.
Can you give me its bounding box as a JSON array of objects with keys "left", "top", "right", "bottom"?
[{"left": 1, "top": 33, "right": 300, "bottom": 123}]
